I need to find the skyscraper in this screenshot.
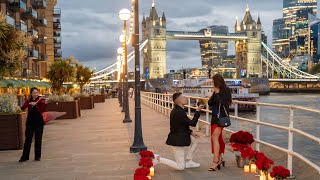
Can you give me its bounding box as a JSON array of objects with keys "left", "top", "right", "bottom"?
[
  {"left": 199, "top": 25, "right": 228, "bottom": 69},
  {"left": 273, "top": 0, "right": 317, "bottom": 59},
  {"left": 309, "top": 19, "right": 320, "bottom": 63}
]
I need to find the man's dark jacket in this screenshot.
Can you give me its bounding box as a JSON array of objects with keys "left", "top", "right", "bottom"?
[{"left": 166, "top": 105, "right": 200, "bottom": 147}]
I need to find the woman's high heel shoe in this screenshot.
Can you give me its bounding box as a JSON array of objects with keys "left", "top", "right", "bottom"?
[
  {"left": 208, "top": 161, "right": 221, "bottom": 171},
  {"left": 220, "top": 158, "right": 225, "bottom": 167}
]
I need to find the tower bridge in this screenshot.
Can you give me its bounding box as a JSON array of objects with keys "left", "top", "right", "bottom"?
[{"left": 90, "top": 2, "right": 320, "bottom": 84}]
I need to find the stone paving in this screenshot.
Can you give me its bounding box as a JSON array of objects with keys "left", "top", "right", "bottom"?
[{"left": 0, "top": 98, "right": 262, "bottom": 180}]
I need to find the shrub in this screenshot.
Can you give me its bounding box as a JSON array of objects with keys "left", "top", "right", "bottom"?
[
  {"left": 71, "top": 92, "right": 90, "bottom": 99},
  {"left": 48, "top": 94, "right": 74, "bottom": 102},
  {"left": 0, "top": 93, "right": 21, "bottom": 114}
]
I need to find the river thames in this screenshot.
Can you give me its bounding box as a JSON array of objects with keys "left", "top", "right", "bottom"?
[{"left": 227, "top": 93, "right": 320, "bottom": 166}]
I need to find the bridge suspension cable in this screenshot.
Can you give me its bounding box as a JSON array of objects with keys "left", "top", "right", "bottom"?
[
  {"left": 261, "top": 42, "right": 319, "bottom": 79},
  {"left": 90, "top": 39, "right": 148, "bottom": 80}
]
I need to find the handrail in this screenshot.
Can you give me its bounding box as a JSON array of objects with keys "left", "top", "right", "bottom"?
[{"left": 140, "top": 91, "right": 320, "bottom": 175}]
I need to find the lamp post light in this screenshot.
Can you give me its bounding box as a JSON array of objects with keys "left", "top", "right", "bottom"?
[
  {"left": 119, "top": 8, "right": 132, "bottom": 123},
  {"left": 117, "top": 54, "right": 123, "bottom": 107},
  {"left": 130, "top": 0, "right": 147, "bottom": 153}
]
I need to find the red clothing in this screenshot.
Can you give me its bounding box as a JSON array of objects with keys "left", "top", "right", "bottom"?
[
  {"left": 211, "top": 124, "right": 225, "bottom": 154},
  {"left": 21, "top": 98, "right": 47, "bottom": 114}
]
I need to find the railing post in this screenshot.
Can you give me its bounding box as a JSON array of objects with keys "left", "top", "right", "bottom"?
[
  {"left": 164, "top": 95, "right": 167, "bottom": 116},
  {"left": 235, "top": 103, "right": 239, "bottom": 131},
  {"left": 288, "top": 106, "right": 294, "bottom": 177},
  {"left": 205, "top": 100, "right": 210, "bottom": 136},
  {"left": 161, "top": 94, "right": 164, "bottom": 114},
  {"left": 256, "top": 105, "right": 260, "bottom": 151},
  {"left": 196, "top": 98, "right": 199, "bottom": 132}
]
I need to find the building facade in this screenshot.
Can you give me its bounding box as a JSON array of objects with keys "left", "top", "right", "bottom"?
[
  {"left": 235, "top": 7, "right": 262, "bottom": 78},
  {"left": 53, "top": 8, "right": 61, "bottom": 61},
  {"left": 0, "top": 0, "right": 58, "bottom": 79},
  {"left": 273, "top": 0, "right": 317, "bottom": 59},
  {"left": 142, "top": 4, "right": 166, "bottom": 79},
  {"left": 309, "top": 21, "right": 320, "bottom": 63},
  {"left": 199, "top": 25, "right": 228, "bottom": 69}
]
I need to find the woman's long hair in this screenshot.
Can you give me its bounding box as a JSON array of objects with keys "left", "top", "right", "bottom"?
[
  {"left": 212, "top": 74, "right": 227, "bottom": 90},
  {"left": 29, "top": 87, "right": 40, "bottom": 101}
]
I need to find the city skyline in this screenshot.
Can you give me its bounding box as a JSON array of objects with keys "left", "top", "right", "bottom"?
[{"left": 56, "top": 0, "right": 319, "bottom": 71}]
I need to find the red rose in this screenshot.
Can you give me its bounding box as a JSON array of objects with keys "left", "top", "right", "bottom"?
[{"left": 139, "top": 157, "right": 153, "bottom": 168}]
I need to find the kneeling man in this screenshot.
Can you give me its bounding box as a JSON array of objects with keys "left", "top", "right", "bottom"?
[{"left": 154, "top": 93, "right": 203, "bottom": 170}]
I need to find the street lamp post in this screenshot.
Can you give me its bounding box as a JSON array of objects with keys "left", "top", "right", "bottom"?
[
  {"left": 130, "top": 0, "right": 147, "bottom": 153},
  {"left": 119, "top": 9, "right": 132, "bottom": 123},
  {"left": 117, "top": 54, "right": 123, "bottom": 107}
]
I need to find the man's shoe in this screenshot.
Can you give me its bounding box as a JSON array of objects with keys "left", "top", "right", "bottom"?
[
  {"left": 152, "top": 154, "right": 160, "bottom": 166},
  {"left": 19, "top": 158, "right": 29, "bottom": 162},
  {"left": 35, "top": 158, "right": 41, "bottom": 161},
  {"left": 186, "top": 160, "right": 200, "bottom": 168}
]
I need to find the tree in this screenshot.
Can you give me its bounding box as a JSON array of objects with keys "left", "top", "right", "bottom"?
[
  {"left": 0, "top": 13, "right": 30, "bottom": 78},
  {"left": 75, "top": 63, "right": 93, "bottom": 93},
  {"left": 47, "top": 58, "right": 75, "bottom": 94}
]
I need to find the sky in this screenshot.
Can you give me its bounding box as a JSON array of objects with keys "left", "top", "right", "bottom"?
[{"left": 55, "top": 0, "right": 317, "bottom": 72}]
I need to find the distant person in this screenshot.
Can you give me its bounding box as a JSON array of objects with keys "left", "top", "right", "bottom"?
[
  {"left": 153, "top": 93, "right": 203, "bottom": 170},
  {"left": 19, "top": 87, "right": 48, "bottom": 162},
  {"left": 129, "top": 87, "right": 134, "bottom": 98},
  {"left": 208, "top": 74, "right": 232, "bottom": 171}
]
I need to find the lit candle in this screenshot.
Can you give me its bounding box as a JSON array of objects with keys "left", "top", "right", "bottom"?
[
  {"left": 259, "top": 173, "right": 266, "bottom": 180},
  {"left": 147, "top": 176, "right": 152, "bottom": 180},
  {"left": 250, "top": 164, "right": 257, "bottom": 173},
  {"left": 149, "top": 166, "right": 155, "bottom": 176},
  {"left": 244, "top": 165, "right": 250, "bottom": 172}
]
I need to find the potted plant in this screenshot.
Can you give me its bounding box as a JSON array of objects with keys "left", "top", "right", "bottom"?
[
  {"left": 75, "top": 63, "right": 93, "bottom": 93},
  {"left": 46, "top": 94, "right": 80, "bottom": 119},
  {"left": 72, "top": 92, "right": 94, "bottom": 110},
  {"left": 91, "top": 92, "right": 105, "bottom": 103},
  {"left": 0, "top": 93, "right": 26, "bottom": 150},
  {"left": 229, "top": 131, "right": 254, "bottom": 168}
]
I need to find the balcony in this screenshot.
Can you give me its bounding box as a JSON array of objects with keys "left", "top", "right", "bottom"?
[
  {"left": 33, "top": 18, "right": 47, "bottom": 27},
  {"left": 6, "top": 15, "right": 15, "bottom": 27},
  {"left": 54, "top": 37, "right": 61, "bottom": 44},
  {"left": 28, "top": 29, "right": 39, "bottom": 38},
  {"left": 53, "top": 31, "right": 61, "bottom": 37},
  {"left": 53, "top": 18, "right": 60, "bottom": 23},
  {"left": 34, "top": 36, "right": 47, "bottom": 44},
  {"left": 54, "top": 52, "right": 62, "bottom": 58},
  {"left": 9, "top": 0, "right": 27, "bottom": 12},
  {"left": 31, "top": 0, "right": 46, "bottom": 9},
  {"left": 28, "top": 49, "right": 39, "bottom": 59},
  {"left": 53, "top": 8, "right": 61, "bottom": 17},
  {"left": 54, "top": 44, "right": 61, "bottom": 49},
  {"left": 21, "top": 8, "right": 38, "bottom": 20},
  {"left": 38, "top": 53, "right": 48, "bottom": 61},
  {"left": 53, "top": 24, "right": 61, "bottom": 30},
  {"left": 15, "top": 21, "right": 28, "bottom": 33}
]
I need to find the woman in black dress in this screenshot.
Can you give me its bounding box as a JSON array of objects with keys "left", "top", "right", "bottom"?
[{"left": 208, "top": 74, "right": 232, "bottom": 171}]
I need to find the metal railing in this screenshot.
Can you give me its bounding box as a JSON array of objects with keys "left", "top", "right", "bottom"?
[{"left": 141, "top": 91, "right": 320, "bottom": 175}]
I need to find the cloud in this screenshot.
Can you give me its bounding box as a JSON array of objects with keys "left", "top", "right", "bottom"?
[{"left": 56, "top": 0, "right": 288, "bottom": 71}]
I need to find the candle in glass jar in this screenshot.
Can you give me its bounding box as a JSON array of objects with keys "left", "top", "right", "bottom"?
[
  {"left": 244, "top": 165, "right": 250, "bottom": 172},
  {"left": 149, "top": 167, "right": 155, "bottom": 176},
  {"left": 259, "top": 173, "right": 266, "bottom": 180},
  {"left": 250, "top": 164, "right": 257, "bottom": 173},
  {"left": 268, "top": 173, "right": 274, "bottom": 180},
  {"left": 147, "top": 175, "right": 152, "bottom": 180}
]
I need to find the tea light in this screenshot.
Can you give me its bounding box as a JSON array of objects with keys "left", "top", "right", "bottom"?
[
  {"left": 259, "top": 173, "right": 266, "bottom": 180},
  {"left": 268, "top": 173, "right": 274, "bottom": 180},
  {"left": 244, "top": 165, "right": 250, "bottom": 172},
  {"left": 149, "top": 166, "right": 155, "bottom": 176},
  {"left": 250, "top": 164, "right": 257, "bottom": 173},
  {"left": 147, "top": 175, "right": 152, "bottom": 180}
]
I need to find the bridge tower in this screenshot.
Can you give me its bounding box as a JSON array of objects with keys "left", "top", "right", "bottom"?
[
  {"left": 235, "top": 6, "right": 262, "bottom": 78},
  {"left": 142, "top": 2, "right": 167, "bottom": 79}
]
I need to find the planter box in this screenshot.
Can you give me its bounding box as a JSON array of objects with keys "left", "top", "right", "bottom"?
[
  {"left": 79, "top": 96, "right": 94, "bottom": 109},
  {"left": 93, "top": 95, "right": 105, "bottom": 103},
  {"left": 46, "top": 100, "right": 80, "bottom": 119},
  {"left": 0, "top": 112, "right": 27, "bottom": 150}
]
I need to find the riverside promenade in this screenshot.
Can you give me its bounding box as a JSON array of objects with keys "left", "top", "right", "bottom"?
[{"left": 0, "top": 98, "right": 258, "bottom": 180}]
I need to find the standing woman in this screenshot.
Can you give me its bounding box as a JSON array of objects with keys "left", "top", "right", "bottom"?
[
  {"left": 19, "top": 87, "right": 48, "bottom": 162},
  {"left": 208, "top": 74, "right": 232, "bottom": 171}
]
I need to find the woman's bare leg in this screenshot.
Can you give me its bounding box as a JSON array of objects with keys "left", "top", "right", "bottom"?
[{"left": 210, "top": 127, "right": 222, "bottom": 168}]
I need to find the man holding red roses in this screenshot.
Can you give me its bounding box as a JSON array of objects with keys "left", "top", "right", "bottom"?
[{"left": 153, "top": 93, "right": 203, "bottom": 170}]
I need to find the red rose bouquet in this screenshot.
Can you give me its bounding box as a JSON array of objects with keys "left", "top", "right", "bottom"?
[
  {"left": 139, "top": 150, "right": 155, "bottom": 159},
  {"left": 229, "top": 131, "right": 254, "bottom": 151},
  {"left": 240, "top": 146, "right": 258, "bottom": 160},
  {"left": 270, "top": 166, "right": 290, "bottom": 180},
  {"left": 134, "top": 168, "right": 150, "bottom": 180},
  {"left": 255, "top": 152, "right": 274, "bottom": 173},
  {"left": 139, "top": 157, "right": 153, "bottom": 168}
]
